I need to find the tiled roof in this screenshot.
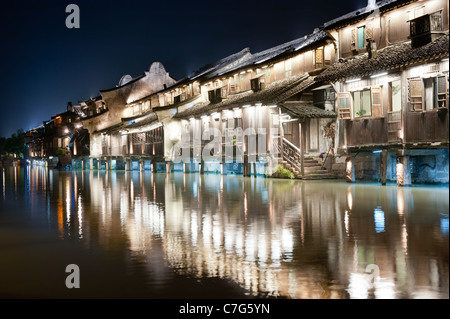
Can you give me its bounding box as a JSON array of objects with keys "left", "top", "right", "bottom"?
[
  {"left": 174, "top": 74, "right": 316, "bottom": 119},
  {"left": 322, "top": 0, "right": 413, "bottom": 29},
  {"left": 316, "top": 32, "right": 449, "bottom": 82},
  {"left": 280, "top": 101, "right": 336, "bottom": 119}
]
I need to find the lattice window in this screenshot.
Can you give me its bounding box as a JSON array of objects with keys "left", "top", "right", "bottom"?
[
  {"left": 337, "top": 92, "right": 351, "bottom": 119},
  {"left": 409, "top": 78, "right": 424, "bottom": 111}
]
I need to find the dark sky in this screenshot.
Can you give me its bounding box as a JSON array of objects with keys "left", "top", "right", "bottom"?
[{"left": 0, "top": 0, "right": 368, "bottom": 138}]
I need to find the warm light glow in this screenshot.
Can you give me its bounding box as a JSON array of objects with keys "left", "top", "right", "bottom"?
[
  {"left": 370, "top": 72, "right": 388, "bottom": 78},
  {"left": 345, "top": 78, "right": 361, "bottom": 83},
  {"left": 347, "top": 187, "right": 353, "bottom": 211}
]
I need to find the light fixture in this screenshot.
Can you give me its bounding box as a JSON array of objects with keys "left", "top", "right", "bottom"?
[
  {"left": 268, "top": 105, "right": 277, "bottom": 108},
  {"left": 372, "top": 150, "right": 382, "bottom": 154},
  {"left": 242, "top": 105, "right": 250, "bottom": 108},
  {"left": 370, "top": 72, "right": 388, "bottom": 78},
  {"left": 345, "top": 78, "right": 361, "bottom": 83}
]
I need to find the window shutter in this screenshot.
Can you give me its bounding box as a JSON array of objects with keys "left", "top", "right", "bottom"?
[
  {"left": 366, "top": 26, "right": 373, "bottom": 40},
  {"left": 337, "top": 92, "right": 351, "bottom": 119},
  {"left": 371, "top": 87, "right": 382, "bottom": 117},
  {"left": 409, "top": 78, "right": 423, "bottom": 111},
  {"left": 215, "top": 88, "right": 222, "bottom": 103},
  {"left": 436, "top": 75, "right": 447, "bottom": 108},
  {"left": 351, "top": 28, "right": 357, "bottom": 50},
  {"left": 208, "top": 90, "right": 216, "bottom": 103}
]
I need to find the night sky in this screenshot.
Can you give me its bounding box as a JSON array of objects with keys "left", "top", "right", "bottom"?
[{"left": 0, "top": 0, "right": 368, "bottom": 138}]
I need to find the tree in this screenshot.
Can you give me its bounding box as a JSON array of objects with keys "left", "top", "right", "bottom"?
[{"left": 3, "top": 129, "right": 27, "bottom": 158}]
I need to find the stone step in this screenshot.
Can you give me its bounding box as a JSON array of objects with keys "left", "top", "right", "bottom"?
[
  {"left": 303, "top": 162, "right": 321, "bottom": 167},
  {"left": 304, "top": 166, "right": 324, "bottom": 172}
]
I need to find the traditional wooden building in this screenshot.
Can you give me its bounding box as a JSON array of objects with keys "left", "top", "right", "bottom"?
[
  {"left": 317, "top": 0, "right": 449, "bottom": 185},
  {"left": 24, "top": 106, "right": 85, "bottom": 168},
  {"left": 80, "top": 62, "right": 177, "bottom": 170},
  {"left": 159, "top": 29, "right": 338, "bottom": 178}
]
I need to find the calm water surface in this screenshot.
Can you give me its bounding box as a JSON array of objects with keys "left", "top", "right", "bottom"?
[{"left": 0, "top": 166, "right": 448, "bottom": 299}]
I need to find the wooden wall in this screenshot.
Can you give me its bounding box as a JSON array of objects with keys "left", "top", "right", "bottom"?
[{"left": 405, "top": 111, "right": 449, "bottom": 143}]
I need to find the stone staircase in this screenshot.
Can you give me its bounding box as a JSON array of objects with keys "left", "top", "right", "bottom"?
[
  {"left": 274, "top": 137, "right": 335, "bottom": 180},
  {"left": 278, "top": 156, "right": 334, "bottom": 180}
]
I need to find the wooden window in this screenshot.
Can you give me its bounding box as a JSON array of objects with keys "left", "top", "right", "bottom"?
[
  {"left": 371, "top": 87, "right": 382, "bottom": 117},
  {"left": 357, "top": 26, "right": 365, "bottom": 50},
  {"left": 337, "top": 92, "right": 351, "bottom": 119},
  {"left": 193, "top": 82, "right": 201, "bottom": 94},
  {"left": 436, "top": 75, "right": 447, "bottom": 108},
  {"left": 133, "top": 104, "right": 140, "bottom": 115},
  {"left": 390, "top": 80, "right": 402, "bottom": 112},
  {"left": 284, "top": 59, "right": 292, "bottom": 78},
  {"left": 315, "top": 47, "right": 324, "bottom": 69},
  {"left": 240, "top": 74, "right": 247, "bottom": 90},
  {"left": 353, "top": 89, "right": 371, "bottom": 117},
  {"left": 235, "top": 74, "right": 241, "bottom": 91},
  {"left": 409, "top": 78, "right": 423, "bottom": 111},
  {"left": 143, "top": 101, "right": 150, "bottom": 112},
  {"left": 265, "top": 67, "right": 271, "bottom": 84}
]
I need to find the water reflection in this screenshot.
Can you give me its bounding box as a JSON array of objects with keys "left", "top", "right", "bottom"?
[{"left": 0, "top": 166, "right": 448, "bottom": 299}]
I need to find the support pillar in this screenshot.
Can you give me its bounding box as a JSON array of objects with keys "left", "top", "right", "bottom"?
[
  {"left": 166, "top": 162, "right": 171, "bottom": 174},
  {"left": 125, "top": 159, "right": 130, "bottom": 171},
  {"left": 105, "top": 159, "right": 109, "bottom": 171},
  {"left": 379, "top": 150, "right": 388, "bottom": 185},
  {"left": 345, "top": 156, "right": 355, "bottom": 183},
  {"left": 243, "top": 155, "right": 250, "bottom": 177},
  {"left": 397, "top": 156, "right": 411, "bottom": 187},
  {"left": 89, "top": 158, "right": 94, "bottom": 171},
  {"left": 140, "top": 159, "right": 144, "bottom": 172},
  {"left": 300, "top": 121, "right": 306, "bottom": 176}
]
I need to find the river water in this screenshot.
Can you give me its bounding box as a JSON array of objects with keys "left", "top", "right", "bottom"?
[{"left": 0, "top": 166, "right": 448, "bottom": 299}]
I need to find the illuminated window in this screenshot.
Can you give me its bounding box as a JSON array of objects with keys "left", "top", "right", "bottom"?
[
  {"left": 390, "top": 80, "right": 402, "bottom": 112},
  {"left": 284, "top": 59, "right": 292, "bottom": 78},
  {"left": 352, "top": 89, "right": 371, "bottom": 117},
  {"left": 315, "top": 47, "right": 324, "bottom": 69},
  {"left": 357, "top": 26, "right": 365, "bottom": 50},
  {"left": 265, "top": 67, "right": 271, "bottom": 84},
  {"left": 337, "top": 92, "right": 351, "bottom": 119},
  {"left": 133, "top": 104, "right": 140, "bottom": 115}
]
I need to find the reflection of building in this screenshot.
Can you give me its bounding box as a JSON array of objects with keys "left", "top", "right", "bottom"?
[
  {"left": 15, "top": 166, "right": 447, "bottom": 298},
  {"left": 318, "top": 0, "right": 449, "bottom": 185}
]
